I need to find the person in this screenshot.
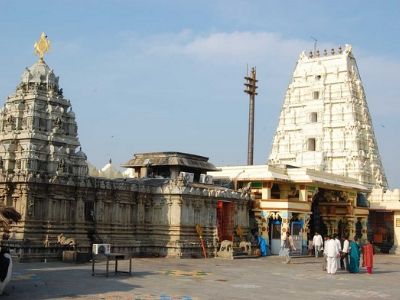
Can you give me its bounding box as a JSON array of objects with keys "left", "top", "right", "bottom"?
[
  {"left": 307, "top": 239, "right": 313, "bottom": 256},
  {"left": 322, "top": 236, "right": 328, "bottom": 271},
  {"left": 348, "top": 236, "right": 360, "bottom": 273},
  {"left": 333, "top": 234, "right": 342, "bottom": 270},
  {"left": 312, "top": 232, "right": 323, "bottom": 258},
  {"left": 281, "top": 231, "right": 296, "bottom": 264},
  {"left": 0, "top": 247, "right": 12, "bottom": 295},
  {"left": 257, "top": 234, "right": 268, "bottom": 256},
  {"left": 340, "top": 235, "right": 350, "bottom": 270},
  {"left": 362, "top": 240, "right": 374, "bottom": 275},
  {"left": 325, "top": 235, "right": 340, "bottom": 274}
]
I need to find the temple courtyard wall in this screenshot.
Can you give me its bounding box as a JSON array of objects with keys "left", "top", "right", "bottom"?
[{"left": 1, "top": 173, "right": 249, "bottom": 261}]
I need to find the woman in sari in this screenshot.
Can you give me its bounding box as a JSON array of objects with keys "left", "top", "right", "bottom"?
[
  {"left": 362, "top": 240, "right": 374, "bottom": 274},
  {"left": 348, "top": 236, "right": 360, "bottom": 273}
]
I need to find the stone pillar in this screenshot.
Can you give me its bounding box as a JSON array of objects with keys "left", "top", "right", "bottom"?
[
  {"left": 76, "top": 196, "right": 84, "bottom": 223},
  {"left": 261, "top": 182, "right": 271, "bottom": 199},
  {"left": 168, "top": 196, "right": 182, "bottom": 226},
  {"left": 300, "top": 214, "right": 311, "bottom": 254},
  {"left": 347, "top": 218, "right": 356, "bottom": 239},
  {"left": 281, "top": 211, "right": 292, "bottom": 241},
  {"left": 323, "top": 218, "right": 337, "bottom": 236},
  {"left": 20, "top": 189, "right": 28, "bottom": 220},
  {"left": 259, "top": 211, "right": 270, "bottom": 245},
  {"left": 331, "top": 218, "right": 339, "bottom": 236},
  {"left": 299, "top": 186, "right": 307, "bottom": 201},
  {"left": 360, "top": 217, "right": 368, "bottom": 242},
  {"left": 390, "top": 211, "right": 400, "bottom": 255},
  {"left": 96, "top": 200, "right": 104, "bottom": 223}
]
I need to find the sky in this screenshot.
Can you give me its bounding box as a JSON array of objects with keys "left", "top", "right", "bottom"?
[{"left": 0, "top": 1, "right": 399, "bottom": 188}]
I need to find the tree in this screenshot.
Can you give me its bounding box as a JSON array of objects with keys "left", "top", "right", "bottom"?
[{"left": 0, "top": 207, "right": 21, "bottom": 238}]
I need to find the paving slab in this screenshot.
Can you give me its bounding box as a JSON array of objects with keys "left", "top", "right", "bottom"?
[{"left": 4, "top": 254, "right": 400, "bottom": 300}]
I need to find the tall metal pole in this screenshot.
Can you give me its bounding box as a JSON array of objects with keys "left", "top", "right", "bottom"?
[{"left": 244, "top": 67, "right": 258, "bottom": 165}]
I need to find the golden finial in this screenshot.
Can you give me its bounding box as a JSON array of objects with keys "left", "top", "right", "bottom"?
[{"left": 34, "top": 32, "right": 51, "bottom": 62}]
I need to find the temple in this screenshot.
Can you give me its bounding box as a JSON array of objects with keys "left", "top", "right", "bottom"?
[
  {"left": 1, "top": 35, "right": 399, "bottom": 261},
  {"left": 268, "top": 45, "right": 387, "bottom": 189},
  {"left": 0, "top": 34, "right": 249, "bottom": 261},
  {"left": 211, "top": 45, "right": 400, "bottom": 255}
]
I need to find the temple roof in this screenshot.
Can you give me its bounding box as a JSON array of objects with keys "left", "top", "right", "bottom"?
[
  {"left": 20, "top": 60, "right": 59, "bottom": 87},
  {"left": 122, "top": 151, "right": 218, "bottom": 171}
]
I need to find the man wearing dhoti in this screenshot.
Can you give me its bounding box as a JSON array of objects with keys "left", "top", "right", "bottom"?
[
  {"left": 324, "top": 235, "right": 340, "bottom": 274},
  {"left": 312, "top": 232, "right": 323, "bottom": 258},
  {"left": 333, "top": 234, "right": 342, "bottom": 271}
]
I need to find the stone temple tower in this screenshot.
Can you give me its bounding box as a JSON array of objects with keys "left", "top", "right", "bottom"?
[
  {"left": 0, "top": 61, "right": 88, "bottom": 179},
  {"left": 268, "top": 45, "right": 387, "bottom": 189},
  {"left": 0, "top": 33, "right": 88, "bottom": 186}
]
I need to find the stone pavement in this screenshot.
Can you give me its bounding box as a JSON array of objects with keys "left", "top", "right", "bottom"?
[{"left": 5, "top": 255, "right": 400, "bottom": 300}]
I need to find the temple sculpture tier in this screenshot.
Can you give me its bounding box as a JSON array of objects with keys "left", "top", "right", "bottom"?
[
  {"left": 268, "top": 45, "right": 387, "bottom": 189},
  {"left": 0, "top": 59, "right": 88, "bottom": 178}
]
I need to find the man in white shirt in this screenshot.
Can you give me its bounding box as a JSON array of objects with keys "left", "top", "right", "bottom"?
[
  {"left": 312, "top": 232, "right": 323, "bottom": 258},
  {"left": 340, "top": 235, "right": 350, "bottom": 270},
  {"left": 334, "top": 234, "right": 342, "bottom": 270},
  {"left": 324, "top": 235, "right": 340, "bottom": 274}
]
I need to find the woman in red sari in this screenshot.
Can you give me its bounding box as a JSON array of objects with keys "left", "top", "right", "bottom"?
[{"left": 362, "top": 240, "right": 374, "bottom": 274}]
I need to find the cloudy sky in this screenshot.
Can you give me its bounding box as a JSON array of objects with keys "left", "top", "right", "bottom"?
[{"left": 0, "top": 1, "right": 399, "bottom": 187}]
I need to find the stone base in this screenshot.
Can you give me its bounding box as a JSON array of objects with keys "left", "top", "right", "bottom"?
[{"left": 62, "top": 251, "right": 90, "bottom": 263}]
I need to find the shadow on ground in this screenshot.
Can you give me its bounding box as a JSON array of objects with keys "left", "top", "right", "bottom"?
[{"left": 8, "top": 261, "right": 155, "bottom": 300}]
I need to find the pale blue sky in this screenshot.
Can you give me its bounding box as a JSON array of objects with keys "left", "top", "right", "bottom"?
[{"left": 0, "top": 1, "right": 399, "bottom": 187}]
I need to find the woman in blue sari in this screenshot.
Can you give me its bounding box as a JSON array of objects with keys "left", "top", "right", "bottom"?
[{"left": 348, "top": 236, "right": 360, "bottom": 273}]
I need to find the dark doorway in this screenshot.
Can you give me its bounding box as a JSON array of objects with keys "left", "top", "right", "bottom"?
[
  {"left": 337, "top": 219, "right": 348, "bottom": 239},
  {"left": 309, "top": 191, "right": 327, "bottom": 238},
  {"left": 368, "top": 211, "right": 394, "bottom": 253},
  {"left": 217, "top": 201, "right": 235, "bottom": 241},
  {"left": 355, "top": 219, "right": 362, "bottom": 239},
  {"left": 269, "top": 217, "right": 282, "bottom": 255}
]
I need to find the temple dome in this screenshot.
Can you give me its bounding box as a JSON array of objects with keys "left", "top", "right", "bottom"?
[
  {"left": 20, "top": 60, "right": 59, "bottom": 87},
  {"left": 75, "top": 148, "right": 87, "bottom": 160}
]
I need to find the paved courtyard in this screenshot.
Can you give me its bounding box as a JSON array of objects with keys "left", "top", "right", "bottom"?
[{"left": 5, "top": 254, "right": 400, "bottom": 300}]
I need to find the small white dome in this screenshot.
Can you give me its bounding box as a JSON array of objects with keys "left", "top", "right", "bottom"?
[{"left": 99, "top": 160, "right": 123, "bottom": 179}]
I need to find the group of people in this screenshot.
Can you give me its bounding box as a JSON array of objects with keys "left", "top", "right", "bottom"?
[{"left": 311, "top": 232, "right": 374, "bottom": 275}]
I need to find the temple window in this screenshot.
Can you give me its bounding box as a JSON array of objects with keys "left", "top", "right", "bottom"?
[
  {"left": 310, "top": 112, "right": 318, "bottom": 123},
  {"left": 39, "top": 118, "right": 47, "bottom": 131},
  {"left": 308, "top": 138, "right": 316, "bottom": 151},
  {"left": 271, "top": 184, "right": 280, "bottom": 199}
]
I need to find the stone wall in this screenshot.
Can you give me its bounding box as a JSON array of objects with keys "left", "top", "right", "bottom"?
[{"left": 1, "top": 173, "right": 249, "bottom": 261}]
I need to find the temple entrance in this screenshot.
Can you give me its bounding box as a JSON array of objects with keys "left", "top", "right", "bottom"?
[
  {"left": 309, "top": 190, "right": 327, "bottom": 238},
  {"left": 368, "top": 211, "right": 394, "bottom": 253},
  {"left": 217, "top": 200, "right": 235, "bottom": 241},
  {"left": 269, "top": 217, "right": 282, "bottom": 255}
]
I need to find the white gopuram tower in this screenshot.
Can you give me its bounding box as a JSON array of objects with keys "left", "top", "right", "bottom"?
[{"left": 268, "top": 45, "right": 387, "bottom": 189}]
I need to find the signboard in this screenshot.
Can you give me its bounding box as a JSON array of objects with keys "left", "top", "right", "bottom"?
[
  {"left": 251, "top": 181, "right": 262, "bottom": 189},
  {"left": 396, "top": 218, "right": 400, "bottom": 227}
]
